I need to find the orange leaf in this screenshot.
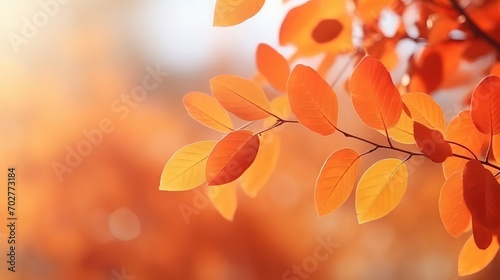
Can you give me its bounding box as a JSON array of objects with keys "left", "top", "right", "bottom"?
[
  {"left": 402, "top": 92, "right": 446, "bottom": 133},
  {"left": 458, "top": 235, "right": 499, "bottom": 276},
  {"left": 207, "top": 182, "right": 238, "bottom": 221},
  {"left": 206, "top": 130, "right": 260, "bottom": 186},
  {"left": 471, "top": 75, "right": 500, "bottom": 135},
  {"left": 183, "top": 92, "right": 233, "bottom": 132},
  {"left": 414, "top": 122, "right": 452, "bottom": 163},
  {"left": 287, "top": 64, "right": 338, "bottom": 135},
  {"left": 349, "top": 56, "right": 403, "bottom": 130},
  {"left": 315, "top": 149, "right": 361, "bottom": 216},
  {"left": 356, "top": 158, "right": 408, "bottom": 223},
  {"left": 379, "top": 104, "right": 414, "bottom": 144},
  {"left": 256, "top": 44, "right": 290, "bottom": 92},
  {"left": 463, "top": 160, "right": 500, "bottom": 231},
  {"left": 239, "top": 131, "right": 281, "bottom": 197},
  {"left": 491, "top": 62, "right": 500, "bottom": 76},
  {"left": 213, "top": 0, "right": 265, "bottom": 27},
  {"left": 443, "top": 111, "right": 484, "bottom": 178},
  {"left": 472, "top": 218, "right": 493, "bottom": 250},
  {"left": 210, "top": 74, "right": 272, "bottom": 121},
  {"left": 279, "top": 0, "right": 352, "bottom": 56},
  {"left": 438, "top": 170, "right": 471, "bottom": 238}
]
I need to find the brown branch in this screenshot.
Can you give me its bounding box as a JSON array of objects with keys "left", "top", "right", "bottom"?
[{"left": 449, "top": 0, "right": 500, "bottom": 52}]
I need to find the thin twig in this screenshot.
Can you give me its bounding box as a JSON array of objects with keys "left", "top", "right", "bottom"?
[{"left": 447, "top": 141, "right": 478, "bottom": 159}]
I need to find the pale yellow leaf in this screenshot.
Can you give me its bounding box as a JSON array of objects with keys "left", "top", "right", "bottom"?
[
  {"left": 159, "top": 141, "right": 216, "bottom": 191},
  {"left": 356, "top": 158, "right": 408, "bottom": 223}
]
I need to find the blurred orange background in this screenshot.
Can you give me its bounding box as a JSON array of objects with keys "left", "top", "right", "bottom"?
[{"left": 0, "top": 0, "right": 498, "bottom": 279}]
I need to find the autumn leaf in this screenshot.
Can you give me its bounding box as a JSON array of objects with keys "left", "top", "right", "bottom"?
[
  {"left": 287, "top": 64, "right": 339, "bottom": 136},
  {"left": 206, "top": 130, "right": 260, "bottom": 186},
  {"left": 356, "top": 158, "right": 408, "bottom": 224},
  {"left": 239, "top": 131, "right": 281, "bottom": 197},
  {"left": 159, "top": 141, "right": 216, "bottom": 191},
  {"left": 491, "top": 63, "right": 500, "bottom": 76},
  {"left": 349, "top": 56, "right": 403, "bottom": 131},
  {"left": 279, "top": 0, "right": 352, "bottom": 56},
  {"left": 458, "top": 235, "right": 499, "bottom": 276},
  {"left": 315, "top": 149, "right": 360, "bottom": 216},
  {"left": 402, "top": 92, "right": 446, "bottom": 133},
  {"left": 382, "top": 107, "right": 415, "bottom": 144},
  {"left": 443, "top": 111, "right": 484, "bottom": 178},
  {"left": 414, "top": 122, "right": 452, "bottom": 163},
  {"left": 256, "top": 43, "right": 290, "bottom": 92},
  {"left": 207, "top": 182, "right": 238, "bottom": 221},
  {"left": 471, "top": 75, "right": 500, "bottom": 135},
  {"left": 183, "top": 91, "right": 233, "bottom": 132},
  {"left": 213, "top": 0, "right": 265, "bottom": 27},
  {"left": 210, "top": 74, "right": 273, "bottom": 121},
  {"left": 462, "top": 160, "right": 500, "bottom": 231},
  {"left": 439, "top": 170, "right": 471, "bottom": 238},
  {"left": 472, "top": 218, "right": 493, "bottom": 250}
]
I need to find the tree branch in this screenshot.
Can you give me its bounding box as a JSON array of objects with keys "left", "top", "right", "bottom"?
[{"left": 449, "top": 0, "right": 500, "bottom": 52}]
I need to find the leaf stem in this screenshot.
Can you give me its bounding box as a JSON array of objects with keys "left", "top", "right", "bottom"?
[{"left": 447, "top": 141, "right": 478, "bottom": 160}]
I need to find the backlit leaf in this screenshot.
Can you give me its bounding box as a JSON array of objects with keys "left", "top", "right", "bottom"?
[
  {"left": 256, "top": 43, "right": 290, "bottom": 92},
  {"left": 349, "top": 56, "right": 403, "bottom": 130},
  {"left": 402, "top": 92, "right": 446, "bottom": 133},
  {"left": 356, "top": 158, "right": 408, "bottom": 224},
  {"left": 463, "top": 160, "right": 500, "bottom": 231},
  {"left": 239, "top": 131, "right": 281, "bottom": 197},
  {"left": 213, "top": 0, "right": 265, "bottom": 27},
  {"left": 206, "top": 130, "right": 260, "bottom": 186},
  {"left": 443, "top": 111, "right": 484, "bottom": 178},
  {"left": 438, "top": 170, "right": 471, "bottom": 238},
  {"left": 471, "top": 75, "right": 500, "bottom": 135},
  {"left": 210, "top": 74, "right": 272, "bottom": 121},
  {"left": 183, "top": 91, "right": 233, "bottom": 132},
  {"left": 414, "top": 122, "right": 452, "bottom": 163},
  {"left": 458, "top": 235, "right": 499, "bottom": 276},
  {"left": 315, "top": 149, "right": 360, "bottom": 216},
  {"left": 160, "top": 141, "right": 216, "bottom": 191},
  {"left": 381, "top": 107, "right": 415, "bottom": 144},
  {"left": 207, "top": 182, "right": 238, "bottom": 221},
  {"left": 287, "top": 64, "right": 338, "bottom": 135}
]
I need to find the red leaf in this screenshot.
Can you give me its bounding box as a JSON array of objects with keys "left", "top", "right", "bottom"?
[
  {"left": 463, "top": 160, "right": 500, "bottom": 231},
  {"left": 472, "top": 218, "right": 493, "bottom": 250},
  {"left": 414, "top": 122, "right": 452, "bottom": 163},
  {"left": 206, "top": 130, "right": 260, "bottom": 186}
]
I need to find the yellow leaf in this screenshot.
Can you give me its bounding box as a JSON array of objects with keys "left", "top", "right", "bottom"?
[
  {"left": 159, "top": 141, "right": 216, "bottom": 191},
  {"left": 263, "top": 95, "right": 293, "bottom": 128},
  {"left": 315, "top": 149, "right": 360, "bottom": 216},
  {"left": 380, "top": 108, "right": 415, "bottom": 144},
  {"left": 402, "top": 92, "right": 446, "bottom": 133},
  {"left": 183, "top": 91, "right": 233, "bottom": 132},
  {"left": 356, "top": 158, "right": 408, "bottom": 223},
  {"left": 207, "top": 182, "right": 238, "bottom": 221},
  {"left": 213, "top": 0, "right": 265, "bottom": 27},
  {"left": 210, "top": 74, "right": 273, "bottom": 121},
  {"left": 240, "top": 131, "right": 281, "bottom": 197},
  {"left": 458, "top": 235, "right": 499, "bottom": 276}
]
